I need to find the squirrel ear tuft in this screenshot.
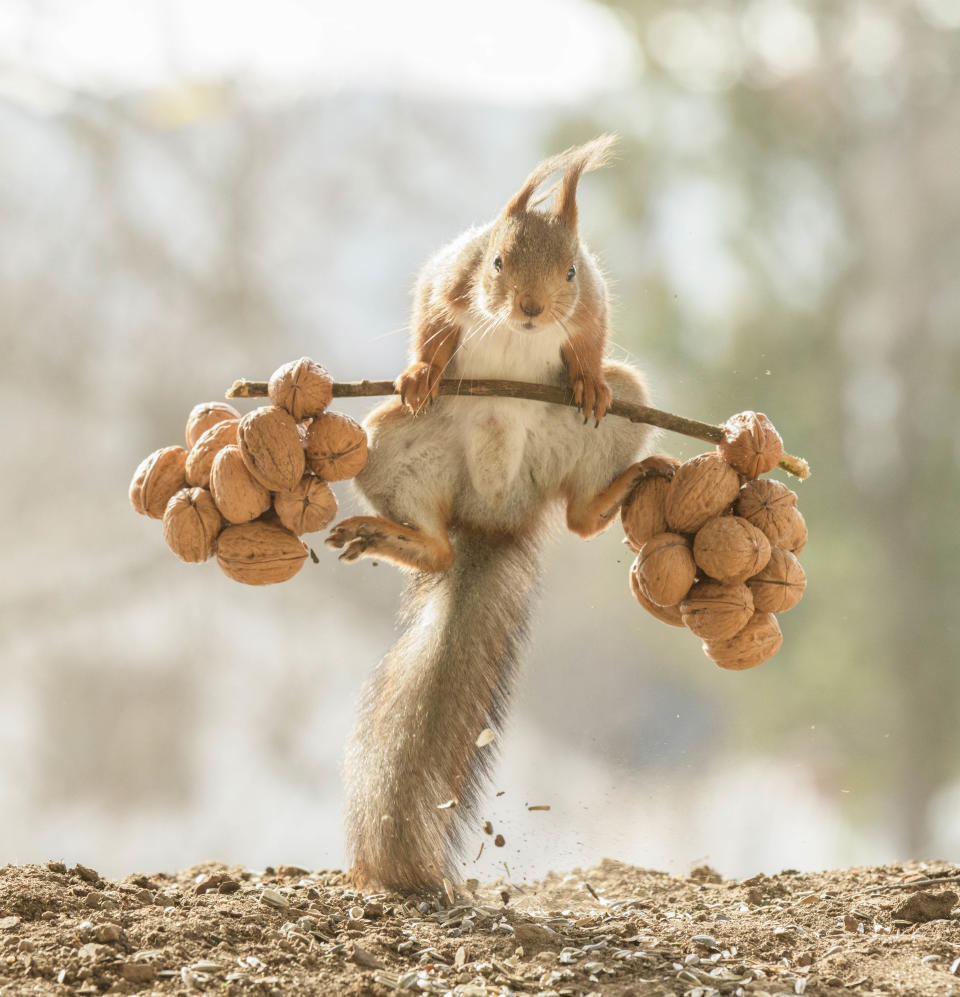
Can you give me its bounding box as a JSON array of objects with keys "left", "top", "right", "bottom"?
[
  {"left": 552, "top": 134, "right": 618, "bottom": 228},
  {"left": 505, "top": 169, "right": 549, "bottom": 217},
  {"left": 504, "top": 134, "right": 618, "bottom": 222}
]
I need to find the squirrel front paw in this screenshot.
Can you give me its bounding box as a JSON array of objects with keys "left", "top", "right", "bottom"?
[
  {"left": 569, "top": 370, "right": 612, "bottom": 424},
  {"left": 396, "top": 361, "right": 441, "bottom": 413}
]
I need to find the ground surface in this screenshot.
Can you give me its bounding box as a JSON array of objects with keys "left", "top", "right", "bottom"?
[{"left": 1, "top": 859, "right": 958, "bottom": 996}]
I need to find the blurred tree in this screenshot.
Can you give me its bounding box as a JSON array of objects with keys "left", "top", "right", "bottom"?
[{"left": 564, "top": 0, "right": 960, "bottom": 854}]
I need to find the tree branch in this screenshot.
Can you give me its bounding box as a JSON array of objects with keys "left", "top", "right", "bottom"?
[
  {"left": 226, "top": 377, "right": 810, "bottom": 480},
  {"left": 861, "top": 875, "right": 960, "bottom": 894}
]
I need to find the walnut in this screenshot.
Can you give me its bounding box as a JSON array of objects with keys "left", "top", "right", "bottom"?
[
  {"left": 634, "top": 533, "right": 697, "bottom": 607},
  {"left": 304, "top": 412, "right": 368, "bottom": 481},
  {"left": 273, "top": 475, "right": 339, "bottom": 535},
  {"left": 680, "top": 579, "right": 754, "bottom": 641},
  {"left": 237, "top": 405, "right": 305, "bottom": 492},
  {"left": 693, "top": 515, "right": 771, "bottom": 584},
  {"left": 185, "top": 419, "right": 239, "bottom": 488},
  {"left": 621, "top": 456, "right": 680, "bottom": 553},
  {"left": 129, "top": 446, "right": 187, "bottom": 519},
  {"left": 664, "top": 453, "right": 741, "bottom": 535},
  {"left": 185, "top": 402, "right": 240, "bottom": 449},
  {"left": 701, "top": 611, "right": 783, "bottom": 670},
  {"left": 209, "top": 445, "right": 272, "bottom": 524},
  {"left": 216, "top": 520, "right": 309, "bottom": 585},
  {"left": 783, "top": 509, "right": 807, "bottom": 554},
  {"left": 748, "top": 547, "right": 806, "bottom": 614},
  {"left": 629, "top": 556, "right": 684, "bottom": 626},
  {"left": 268, "top": 357, "right": 334, "bottom": 421},
  {"left": 161, "top": 487, "right": 222, "bottom": 563},
  {"left": 718, "top": 411, "right": 784, "bottom": 480},
  {"left": 735, "top": 478, "right": 800, "bottom": 547}
]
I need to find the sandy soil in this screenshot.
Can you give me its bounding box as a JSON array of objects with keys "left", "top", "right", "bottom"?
[{"left": 1, "top": 858, "right": 958, "bottom": 996}]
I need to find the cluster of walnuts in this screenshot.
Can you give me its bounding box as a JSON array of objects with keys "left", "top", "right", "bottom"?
[
  {"left": 622, "top": 412, "right": 807, "bottom": 670},
  {"left": 129, "top": 358, "right": 367, "bottom": 585}
]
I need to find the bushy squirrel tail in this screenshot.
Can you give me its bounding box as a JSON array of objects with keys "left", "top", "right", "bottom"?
[{"left": 344, "top": 532, "right": 540, "bottom": 893}]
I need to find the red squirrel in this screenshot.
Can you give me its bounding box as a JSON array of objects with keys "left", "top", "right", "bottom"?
[{"left": 326, "top": 136, "right": 656, "bottom": 893}]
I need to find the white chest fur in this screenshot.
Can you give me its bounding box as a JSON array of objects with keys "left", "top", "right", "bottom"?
[
  {"left": 451, "top": 312, "right": 567, "bottom": 382},
  {"left": 450, "top": 313, "right": 567, "bottom": 502}
]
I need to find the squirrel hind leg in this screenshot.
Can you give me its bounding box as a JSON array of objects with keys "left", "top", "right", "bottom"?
[
  {"left": 326, "top": 515, "right": 454, "bottom": 573},
  {"left": 563, "top": 360, "right": 658, "bottom": 538},
  {"left": 566, "top": 461, "right": 649, "bottom": 538}
]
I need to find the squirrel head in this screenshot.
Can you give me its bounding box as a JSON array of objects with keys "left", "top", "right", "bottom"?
[{"left": 477, "top": 135, "right": 616, "bottom": 331}]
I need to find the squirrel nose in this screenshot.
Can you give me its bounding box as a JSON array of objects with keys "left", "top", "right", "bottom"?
[{"left": 519, "top": 296, "right": 544, "bottom": 318}]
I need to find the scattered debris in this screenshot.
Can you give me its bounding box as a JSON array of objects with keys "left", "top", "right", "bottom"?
[
  {"left": 260, "top": 887, "right": 289, "bottom": 911},
  {"left": 0, "top": 859, "right": 957, "bottom": 995},
  {"left": 442, "top": 878, "right": 456, "bottom": 906},
  {"left": 690, "top": 934, "right": 719, "bottom": 949},
  {"left": 892, "top": 889, "right": 958, "bottom": 923},
  {"left": 689, "top": 864, "right": 723, "bottom": 884},
  {"left": 351, "top": 944, "right": 384, "bottom": 969},
  {"left": 514, "top": 922, "right": 560, "bottom": 951},
  {"left": 73, "top": 863, "right": 100, "bottom": 885},
  {"left": 120, "top": 962, "right": 157, "bottom": 983}
]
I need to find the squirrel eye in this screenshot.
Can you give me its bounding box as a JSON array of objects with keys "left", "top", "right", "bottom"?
[
  {"left": 494, "top": 255, "right": 503, "bottom": 273},
  {"left": 567, "top": 264, "right": 576, "bottom": 281}
]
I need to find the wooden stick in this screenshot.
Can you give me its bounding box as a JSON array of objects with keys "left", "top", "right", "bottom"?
[
  {"left": 862, "top": 875, "right": 960, "bottom": 894},
  {"left": 227, "top": 377, "right": 811, "bottom": 479}
]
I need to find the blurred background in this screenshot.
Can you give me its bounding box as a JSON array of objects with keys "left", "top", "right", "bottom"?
[{"left": 1, "top": 0, "right": 958, "bottom": 885}]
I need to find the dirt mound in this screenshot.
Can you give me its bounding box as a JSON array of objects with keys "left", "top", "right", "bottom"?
[{"left": 1, "top": 858, "right": 958, "bottom": 995}]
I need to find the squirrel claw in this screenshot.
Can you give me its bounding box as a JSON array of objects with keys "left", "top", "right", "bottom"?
[
  {"left": 327, "top": 521, "right": 374, "bottom": 551},
  {"left": 571, "top": 380, "right": 584, "bottom": 408},
  {"left": 633, "top": 453, "right": 681, "bottom": 482},
  {"left": 327, "top": 517, "right": 396, "bottom": 564},
  {"left": 570, "top": 374, "right": 611, "bottom": 424},
  {"left": 338, "top": 537, "right": 370, "bottom": 562},
  {"left": 325, "top": 528, "right": 348, "bottom": 550}
]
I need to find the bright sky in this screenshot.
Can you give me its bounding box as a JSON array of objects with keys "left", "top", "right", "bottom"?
[{"left": 0, "top": 0, "right": 637, "bottom": 108}]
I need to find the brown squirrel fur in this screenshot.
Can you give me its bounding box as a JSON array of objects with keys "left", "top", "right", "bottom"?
[{"left": 327, "top": 137, "right": 657, "bottom": 893}]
